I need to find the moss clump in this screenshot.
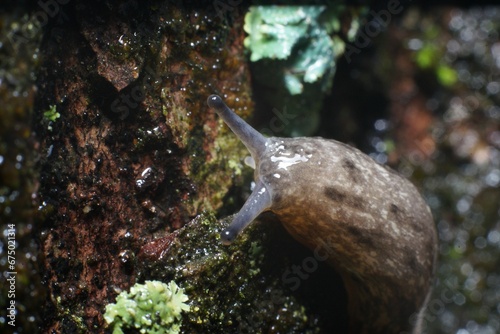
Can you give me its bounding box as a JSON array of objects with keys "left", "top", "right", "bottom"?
[
  {"left": 43, "top": 105, "right": 60, "bottom": 122},
  {"left": 42, "top": 104, "right": 60, "bottom": 131},
  {"left": 104, "top": 280, "right": 190, "bottom": 334},
  {"left": 138, "top": 213, "right": 340, "bottom": 333}
]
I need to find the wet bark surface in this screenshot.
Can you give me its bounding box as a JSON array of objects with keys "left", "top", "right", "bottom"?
[{"left": 34, "top": 1, "right": 251, "bottom": 332}]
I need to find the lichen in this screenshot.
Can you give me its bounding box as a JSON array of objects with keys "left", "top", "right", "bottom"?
[
  {"left": 104, "top": 280, "right": 190, "bottom": 334},
  {"left": 244, "top": 6, "right": 342, "bottom": 95},
  {"left": 243, "top": 5, "right": 365, "bottom": 136}
]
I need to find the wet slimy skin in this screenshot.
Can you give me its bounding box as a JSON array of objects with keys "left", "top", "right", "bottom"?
[{"left": 207, "top": 94, "right": 438, "bottom": 334}]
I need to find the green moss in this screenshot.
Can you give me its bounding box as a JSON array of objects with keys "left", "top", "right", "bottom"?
[
  {"left": 187, "top": 113, "right": 250, "bottom": 213},
  {"left": 104, "top": 280, "right": 190, "bottom": 334},
  {"left": 43, "top": 105, "right": 60, "bottom": 122},
  {"left": 52, "top": 296, "right": 86, "bottom": 332},
  {"left": 43, "top": 105, "right": 60, "bottom": 131},
  {"left": 138, "top": 213, "right": 329, "bottom": 333},
  {"left": 161, "top": 88, "right": 192, "bottom": 150}
]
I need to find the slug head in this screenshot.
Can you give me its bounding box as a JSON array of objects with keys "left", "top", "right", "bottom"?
[{"left": 207, "top": 95, "right": 273, "bottom": 244}]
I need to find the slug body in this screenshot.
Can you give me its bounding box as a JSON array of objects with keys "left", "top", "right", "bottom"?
[{"left": 207, "top": 95, "right": 438, "bottom": 334}]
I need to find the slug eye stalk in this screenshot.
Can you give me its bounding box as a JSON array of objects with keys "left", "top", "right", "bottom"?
[
  {"left": 207, "top": 95, "right": 272, "bottom": 245},
  {"left": 207, "top": 95, "right": 268, "bottom": 163},
  {"left": 219, "top": 181, "right": 272, "bottom": 245}
]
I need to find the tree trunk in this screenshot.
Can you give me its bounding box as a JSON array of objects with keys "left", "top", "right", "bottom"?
[{"left": 35, "top": 1, "right": 252, "bottom": 332}]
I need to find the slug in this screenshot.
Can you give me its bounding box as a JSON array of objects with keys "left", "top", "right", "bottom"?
[{"left": 207, "top": 94, "right": 438, "bottom": 334}]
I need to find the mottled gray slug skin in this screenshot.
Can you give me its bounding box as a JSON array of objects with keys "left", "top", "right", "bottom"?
[{"left": 207, "top": 94, "right": 438, "bottom": 334}]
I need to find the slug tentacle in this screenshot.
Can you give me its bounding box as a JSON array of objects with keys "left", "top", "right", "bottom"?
[
  {"left": 208, "top": 94, "right": 273, "bottom": 244},
  {"left": 207, "top": 95, "right": 268, "bottom": 161},
  {"left": 220, "top": 181, "right": 272, "bottom": 245}
]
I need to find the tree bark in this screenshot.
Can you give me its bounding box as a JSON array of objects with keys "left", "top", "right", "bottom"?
[{"left": 35, "top": 1, "right": 251, "bottom": 332}]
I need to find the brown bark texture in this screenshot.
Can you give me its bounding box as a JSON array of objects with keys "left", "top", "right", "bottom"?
[{"left": 34, "top": 1, "right": 251, "bottom": 332}]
